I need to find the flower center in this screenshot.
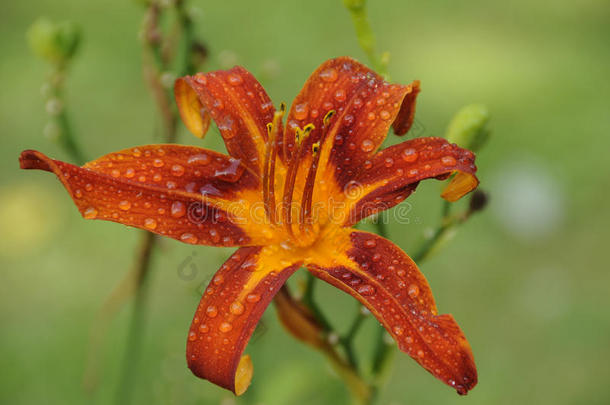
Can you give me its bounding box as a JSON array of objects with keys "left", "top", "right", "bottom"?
[{"left": 261, "top": 106, "right": 336, "bottom": 248}]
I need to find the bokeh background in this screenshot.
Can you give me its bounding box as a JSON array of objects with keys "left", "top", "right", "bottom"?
[{"left": 2, "top": 0, "right": 609, "bottom": 404}]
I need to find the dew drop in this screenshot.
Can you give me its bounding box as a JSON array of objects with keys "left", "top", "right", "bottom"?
[
  {"left": 380, "top": 110, "right": 391, "bottom": 120},
  {"left": 441, "top": 155, "right": 457, "bottom": 166},
  {"left": 408, "top": 284, "right": 420, "bottom": 298},
  {"left": 417, "top": 350, "right": 425, "bottom": 358},
  {"left": 153, "top": 158, "right": 164, "bottom": 168},
  {"left": 153, "top": 173, "right": 162, "bottom": 182},
  {"left": 405, "top": 336, "right": 414, "bottom": 344},
  {"left": 132, "top": 148, "right": 142, "bottom": 157},
  {"left": 357, "top": 284, "right": 375, "bottom": 296},
  {"left": 367, "top": 112, "right": 376, "bottom": 121},
  {"left": 111, "top": 169, "right": 120, "bottom": 178},
  {"left": 188, "top": 331, "right": 197, "bottom": 341},
  {"left": 171, "top": 201, "right": 186, "bottom": 217},
  {"left": 199, "top": 324, "right": 209, "bottom": 333},
  {"left": 125, "top": 168, "right": 135, "bottom": 178},
  {"left": 218, "top": 115, "right": 235, "bottom": 138},
  {"left": 74, "top": 189, "right": 83, "bottom": 198},
  {"left": 144, "top": 218, "right": 157, "bottom": 230},
  {"left": 319, "top": 67, "right": 338, "bottom": 82},
  {"left": 393, "top": 325, "right": 404, "bottom": 336},
  {"left": 407, "top": 168, "right": 419, "bottom": 177},
  {"left": 84, "top": 207, "right": 98, "bottom": 219},
  {"left": 180, "top": 233, "right": 198, "bottom": 244},
  {"left": 187, "top": 153, "right": 211, "bottom": 165},
  {"left": 209, "top": 229, "right": 220, "bottom": 243},
  {"left": 119, "top": 200, "right": 131, "bottom": 211},
  {"left": 230, "top": 301, "right": 245, "bottom": 315},
  {"left": 206, "top": 305, "right": 218, "bottom": 317},
  {"left": 228, "top": 74, "right": 243, "bottom": 85},
  {"left": 294, "top": 103, "right": 309, "bottom": 120},
  {"left": 364, "top": 239, "right": 377, "bottom": 248},
  {"left": 360, "top": 139, "right": 375, "bottom": 152},
  {"left": 219, "top": 322, "right": 233, "bottom": 333},
  {"left": 372, "top": 253, "right": 381, "bottom": 262},
  {"left": 171, "top": 164, "right": 185, "bottom": 176},
  {"left": 246, "top": 293, "right": 261, "bottom": 303},
  {"left": 334, "top": 89, "right": 346, "bottom": 102},
  {"left": 85, "top": 183, "right": 93, "bottom": 192},
  {"left": 402, "top": 148, "right": 419, "bottom": 162},
  {"left": 384, "top": 157, "right": 394, "bottom": 168}
]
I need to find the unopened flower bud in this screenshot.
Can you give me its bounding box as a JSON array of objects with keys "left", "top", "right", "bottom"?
[
  {"left": 446, "top": 104, "right": 490, "bottom": 152},
  {"left": 27, "top": 18, "right": 81, "bottom": 65}
]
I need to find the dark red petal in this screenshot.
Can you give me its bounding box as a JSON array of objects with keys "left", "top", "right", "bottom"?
[
  {"left": 19, "top": 147, "right": 259, "bottom": 246},
  {"left": 342, "top": 137, "right": 479, "bottom": 226},
  {"left": 175, "top": 66, "right": 278, "bottom": 174},
  {"left": 282, "top": 56, "right": 418, "bottom": 187},
  {"left": 186, "top": 247, "right": 301, "bottom": 395},
  {"left": 392, "top": 80, "right": 421, "bottom": 135},
  {"left": 307, "top": 229, "right": 477, "bottom": 395}
]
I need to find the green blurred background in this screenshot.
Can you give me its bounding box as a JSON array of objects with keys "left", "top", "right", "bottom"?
[{"left": 2, "top": 0, "right": 609, "bottom": 404}]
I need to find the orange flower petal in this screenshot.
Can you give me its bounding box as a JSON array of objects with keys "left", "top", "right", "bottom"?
[
  {"left": 308, "top": 229, "right": 477, "bottom": 395},
  {"left": 19, "top": 147, "right": 258, "bottom": 246},
  {"left": 282, "top": 57, "right": 417, "bottom": 185},
  {"left": 392, "top": 80, "right": 421, "bottom": 135},
  {"left": 186, "top": 246, "right": 301, "bottom": 395},
  {"left": 176, "top": 66, "right": 278, "bottom": 174},
  {"left": 342, "top": 137, "right": 479, "bottom": 225}
]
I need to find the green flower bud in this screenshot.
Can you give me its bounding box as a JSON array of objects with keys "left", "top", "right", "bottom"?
[
  {"left": 27, "top": 18, "right": 81, "bottom": 65},
  {"left": 446, "top": 104, "right": 490, "bottom": 152}
]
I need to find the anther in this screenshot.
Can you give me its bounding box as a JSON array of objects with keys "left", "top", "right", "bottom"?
[{"left": 323, "top": 110, "right": 336, "bottom": 126}]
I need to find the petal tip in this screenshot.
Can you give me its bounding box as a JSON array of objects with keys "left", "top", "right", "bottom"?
[
  {"left": 19, "top": 149, "right": 50, "bottom": 171},
  {"left": 234, "top": 354, "right": 253, "bottom": 396}
]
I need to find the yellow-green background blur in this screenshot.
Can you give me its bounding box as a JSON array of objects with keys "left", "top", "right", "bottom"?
[{"left": 2, "top": 0, "right": 609, "bottom": 404}]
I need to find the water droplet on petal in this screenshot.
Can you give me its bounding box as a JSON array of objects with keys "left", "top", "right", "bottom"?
[
  {"left": 417, "top": 349, "right": 425, "bottom": 358},
  {"left": 111, "top": 169, "right": 120, "bottom": 178},
  {"left": 171, "top": 164, "right": 185, "bottom": 176},
  {"left": 153, "top": 158, "right": 164, "bottom": 168},
  {"left": 171, "top": 201, "right": 186, "bottom": 217},
  {"left": 380, "top": 110, "right": 391, "bottom": 120},
  {"left": 199, "top": 324, "right": 209, "bottom": 333},
  {"left": 408, "top": 284, "right": 420, "bottom": 298},
  {"left": 367, "top": 112, "right": 376, "bottom": 121},
  {"left": 84, "top": 207, "right": 98, "bottom": 219},
  {"left": 334, "top": 89, "right": 346, "bottom": 102},
  {"left": 132, "top": 148, "right": 142, "bottom": 157},
  {"left": 230, "top": 301, "right": 245, "bottom": 315},
  {"left": 125, "top": 168, "right": 135, "bottom": 178},
  {"left": 384, "top": 157, "right": 394, "bottom": 167},
  {"left": 357, "top": 284, "right": 375, "bottom": 296},
  {"left": 219, "top": 322, "right": 233, "bottom": 333},
  {"left": 393, "top": 325, "right": 404, "bottom": 336},
  {"left": 441, "top": 155, "right": 457, "bottom": 166},
  {"left": 364, "top": 239, "right": 377, "bottom": 248},
  {"left": 228, "top": 73, "right": 243, "bottom": 85},
  {"left": 74, "top": 189, "right": 83, "bottom": 198},
  {"left": 361, "top": 139, "right": 374, "bottom": 152},
  {"left": 188, "top": 331, "right": 197, "bottom": 341},
  {"left": 319, "top": 67, "right": 338, "bottom": 82},
  {"left": 144, "top": 218, "right": 157, "bottom": 229},
  {"left": 294, "top": 103, "right": 309, "bottom": 120},
  {"left": 246, "top": 293, "right": 261, "bottom": 303},
  {"left": 206, "top": 305, "right": 218, "bottom": 317},
  {"left": 402, "top": 148, "right": 419, "bottom": 162},
  {"left": 119, "top": 200, "right": 131, "bottom": 211},
  {"left": 187, "top": 153, "right": 211, "bottom": 165},
  {"left": 180, "top": 233, "right": 198, "bottom": 244}
]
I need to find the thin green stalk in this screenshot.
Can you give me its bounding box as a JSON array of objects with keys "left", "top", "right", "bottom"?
[
  {"left": 342, "top": 0, "right": 388, "bottom": 76},
  {"left": 116, "top": 232, "right": 157, "bottom": 405}
]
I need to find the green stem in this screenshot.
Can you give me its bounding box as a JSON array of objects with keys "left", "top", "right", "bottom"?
[
  {"left": 116, "top": 232, "right": 157, "bottom": 405},
  {"left": 342, "top": 0, "right": 388, "bottom": 77}
]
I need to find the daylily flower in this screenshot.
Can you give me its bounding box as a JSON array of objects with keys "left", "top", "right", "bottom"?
[{"left": 20, "top": 57, "right": 479, "bottom": 396}]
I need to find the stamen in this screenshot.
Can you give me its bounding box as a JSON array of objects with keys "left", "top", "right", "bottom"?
[
  {"left": 263, "top": 105, "right": 285, "bottom": 224},
  {"left": 282, "top": 123, "right": 314, "bottom": 237},
  {"left": 300, "top": 112, "right": 334, "bottom": 230}
]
